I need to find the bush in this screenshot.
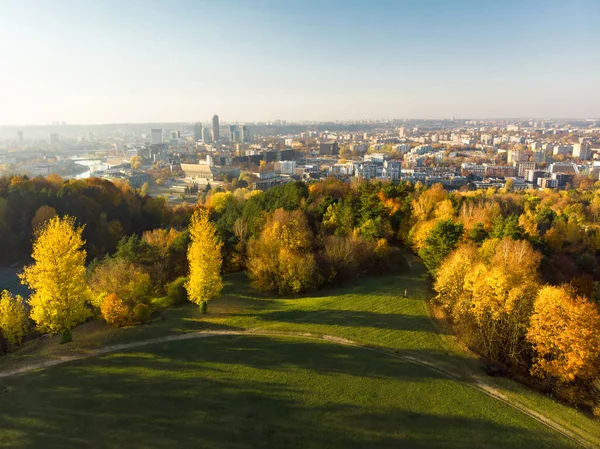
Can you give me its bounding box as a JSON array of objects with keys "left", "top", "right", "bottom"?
[
  {"left": 59, "top": 329, "right": 72, "bottom": 344},
  {"left": 133, "top": 304, "right": 152, "bottom": 324},
  {"left": 101, "top": 293, "right": 132, "bottom": 327},
  {"left": 0, "top": 290, "right": 29, "bottom": 347},
  {"left": 166, "top": 277, "right": 188, "bottom": 305},
  {"left": 151, "top": 296, "right": 174, "bottom": 309}
]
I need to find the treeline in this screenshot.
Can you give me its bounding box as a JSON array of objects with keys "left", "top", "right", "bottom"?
[
  {"left": 0, "top": 174, "right": 192, "bottom": 264},
  {"left": 408, "top": 183, "right": 600, "bottom": 414},
  {"left": 202, "top": 179, "right": 413, "bottom": 292}
]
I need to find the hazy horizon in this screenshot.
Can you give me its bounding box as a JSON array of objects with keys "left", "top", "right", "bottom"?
[{"left": 1, "top": 0, "right": 599, "bottom": 125}]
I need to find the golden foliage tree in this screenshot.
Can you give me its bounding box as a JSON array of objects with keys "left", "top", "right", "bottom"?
[
  {"left": 247, "top": 208, "right": 319, "bottom": 294},
  {"left": 142, "top": 228, "right": 181, "bottom": 287},
  {"left": 527, "top": 286, "right": 600, "bottom": 383},
  {"left": 31, "top": 205, "right": 57, "bottom": 232},
  {"left": 19, "top": 216, "right": 90, "bottom": 340},
  {"left": 411, "top": 184, "right": 447, "bottom": 222},
  {"left": 89, "top": 258, "right": 152, "bottom": 323},
  {"left": 434, "top": 238, "right": 541, "bottom": 366},
  {"left": 100, "top": 293, "right": 131, "bottom": 327},
  {"left": 186, "top": 209, "right": 223, "bottom": 308},
  {"left": 0, "top": 290, "right": 29, "bottom": 346}
]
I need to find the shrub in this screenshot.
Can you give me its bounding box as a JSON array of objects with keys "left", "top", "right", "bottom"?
[
  {"left": 59, "top": 329, "right": 72, "bottom": 344},
  {"left": 166, "top": 277, "right": 188, "bottom": 305},
  {"left": 101, "top": 293, "right": 132, "bottom": 327},
  {"left": 0, "top": 290, "right": 29, "bottom": 347},
  {"left": 133, "top": 304, "right": 152, "bottom": 324}
]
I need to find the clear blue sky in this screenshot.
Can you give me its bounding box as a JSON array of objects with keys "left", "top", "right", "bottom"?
[{"left": 0, "top": 0, "right": 598, "bottom": 124}]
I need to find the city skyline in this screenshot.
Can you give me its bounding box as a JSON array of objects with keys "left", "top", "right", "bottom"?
[{"left": 0, "top": 0, "right": 599, "bottom": 125}]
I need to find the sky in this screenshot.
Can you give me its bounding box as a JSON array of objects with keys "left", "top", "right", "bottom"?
[{"left": 0, "top": 0, "right": 598, "bottom": 125}]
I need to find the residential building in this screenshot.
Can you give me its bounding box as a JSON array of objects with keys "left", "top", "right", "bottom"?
[
  {"left": 383, "top": 160, "right": 401, "bottom": 181},
  {"left": 355, "top": 163, "right": 378, "bottom": 180},
  {"left": 516, "top": 162, "right": 536, "bottom": 177},
  {"left": 319, "top": 141, "right": 340, "bottom": 156},
  {"left": 533, "top": 150, "right": 546, "bottom": 163},
  {"left": 274, "top": 160, "right": 297, "bottom": 175},
  {"left": 526, "top": 169, "right": 548, "bottom": 184},
  {"left": 485, "top": 165, "right": 517, "bottom": 178},
  {"left": 573, "top": 143, "right": 591, "bottom": 160},
  {"left": 538, "top": 177, "right": 558, "bottom": 189}
]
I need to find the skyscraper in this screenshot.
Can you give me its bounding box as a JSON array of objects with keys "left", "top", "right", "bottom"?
[
  {"left": 229, "top": 124, "right": 236, "bottom": 142},
  {"left": 151, "top": 129, "right": 163, "bottom": 145},
  {"left": 212, "top": 115, "right": 220, "bottom": 141},
  {"left": 241, "top": 125, "right": 249, "bottom": 143},
  {"left": 17, "top": 130, "right": 23, "bottom": 144},
  {"left": 193, "top": 123, "right": 203, "bottom": 142}
]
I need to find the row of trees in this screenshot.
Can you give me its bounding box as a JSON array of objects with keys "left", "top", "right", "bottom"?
[
  {"left": 407, "top": 183, "right": 600, "bottom": 412},
  {"left": 0, "top": 210, "right": 222, "bottom": 349}
]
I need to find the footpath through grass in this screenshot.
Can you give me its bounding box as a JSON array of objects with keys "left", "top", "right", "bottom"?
[
  {"left": 0, "top": 255, "right": 599, "bottom": 447},
  {"left": 0, "top": 336, "right": 579, "bottom": 448}
]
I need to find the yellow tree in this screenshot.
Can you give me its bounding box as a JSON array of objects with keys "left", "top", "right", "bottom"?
[
  {"left": 186, "top": 209, "right": 223, "bottom": 311},
  {"left": 247, "top": 209, "right": 318, "bottom": 294},
  {"left": 527, "top": 286, "right": 600, "bottom": 383},
  {"left": 434, "top": 244, "right": 480, "bottom": 314},
  {"left": 0, "top": 290, "right": 29, "bottom": 347},
  {"left": 31, "top": 205, "right": 57, "bottom": 232},
  {"left": 19, "top": 215, "right": 90, "bottom": 342},
  {"left": 129, "top": 155, "right": 142, "bottom": 169}
]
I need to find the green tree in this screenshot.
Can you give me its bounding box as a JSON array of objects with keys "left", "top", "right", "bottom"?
[{"left": 419, "top": 220, "right": 464, "bottom": 274}]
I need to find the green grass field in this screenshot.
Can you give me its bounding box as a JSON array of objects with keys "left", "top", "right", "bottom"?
[{"left": 0, "top": 256, "right": 598, "bottom": 448}]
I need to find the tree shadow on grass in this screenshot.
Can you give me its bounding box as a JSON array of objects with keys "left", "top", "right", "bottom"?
[
  {"left": 257, "top": 309, "right": 450, "bottom": 335},
  {"left": 0, "top": 336, "right": 572, "bottom": 449}
]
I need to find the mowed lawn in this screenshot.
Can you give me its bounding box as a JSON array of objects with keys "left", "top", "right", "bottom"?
[
  {"left": 0, "top": 336, "right": 578, "bottom": 449},
  {"left": 0, "top": 258, "right": 598, "bottom": 447}
]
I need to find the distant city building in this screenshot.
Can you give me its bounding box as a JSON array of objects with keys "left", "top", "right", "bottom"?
[
  {"left": 17, "top": 131, "right": 23, "bottom": 144},
  {"left": 573, "top": 142, "right": 591, "bottom": 160},
  {"left": 516, "top": 161, "right": 537, "bottom": 177},
  {"left": 319, "top": 141, "right": 340, "bottom": 156},
  {"left": 151, "top": 129, "right": 163, "bottom": 145},
  {"left": 533, "top": 150, "right": 546, "bottom": 163},
  {"left": 383, "top": 160, "right": 401, "bottom": 181},
  {"left": 355, "top": 163, "right": 378, "bottom": 180},
  {"left": 202, "top": 127, "right": 212, "bottom": 143},
  {"left": 241, "top": 125, "right": 250, "bottom": 143},
  {"left": 507, "top": 149, "right": 527, "bottom": 164},
  {"left": 538, "top": 177, "right": 558, "bottom": 189},
  {"left": 553, "top": 144, "right": 571, "bottom": 156},
  {"left": 229, "top": 124, "right": 236, "bottom": 142},
  {"left": 212, "top": 115, "right": 220, "bottom": 141},
  {"left": 193, "top": 123, "right": 203, "bottom": 142},
  {"left": 485, "top": 165, "right": 517, "bottom": 178},
  {"left": 549, "top": 162, "right": 578, "bottom": 175},
  {"left": 526, "top": 169, "right": 548, "bottom": 184},
  {"left": 398, "top": 127, "right": 405, "bottom": 138},
  {"left": 274, "top": 160, "right": 296, "bottom": 175},
  {"left": 49, "top": 133, "right": 60, "bottom": 144}
]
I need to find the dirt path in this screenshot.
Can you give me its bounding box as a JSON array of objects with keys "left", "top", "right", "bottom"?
[{"left": 0, "top": 329, "right": 593, "bottom": 448}]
